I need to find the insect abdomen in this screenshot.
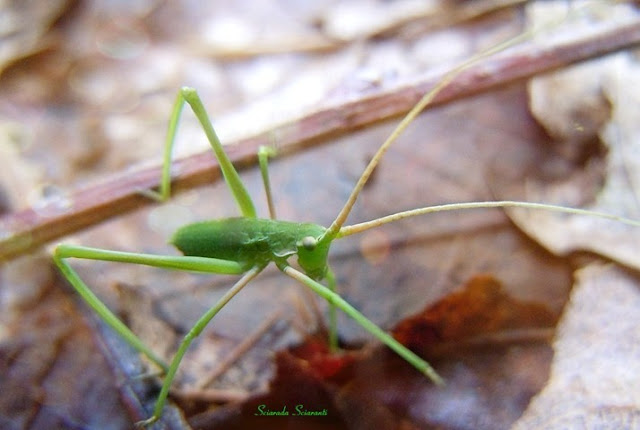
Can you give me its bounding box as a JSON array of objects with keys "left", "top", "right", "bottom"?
[{"left": 170, "top": 218, "right": 326, "bottom": 266}]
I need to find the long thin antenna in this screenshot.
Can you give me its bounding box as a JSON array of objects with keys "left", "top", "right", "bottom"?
[
  {"left": 336, "top": 201, "right": 640, "bottom": 238},
  {"left": 319, "top": 15, "right": 566, "bottom": 245}
]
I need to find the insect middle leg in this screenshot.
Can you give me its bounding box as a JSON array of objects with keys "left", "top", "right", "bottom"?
[
  {"left": 258, "top": 145, "right": 278, "bottom": 219},
  {"left": 139, "top": 265, "right": 265, "bottom": 427}
]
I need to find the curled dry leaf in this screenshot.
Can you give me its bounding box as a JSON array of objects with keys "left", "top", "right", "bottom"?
[
  {"left": 504, "top": 51, "right": 640, "bottom": 270},
  {"left": 498, "top": 1, "right": 640, "bottom": 270},
  {"left": 513, "top": 264, "right": 640, "bottom": 428}
]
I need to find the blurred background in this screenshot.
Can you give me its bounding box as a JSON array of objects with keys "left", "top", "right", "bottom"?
[{"left": 1, "top": 1, "right": 639, "bottom": 429}]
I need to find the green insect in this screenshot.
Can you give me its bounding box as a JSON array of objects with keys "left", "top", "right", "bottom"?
[
  {"left": 52, "top": 31, "right": 640, "bottom": 428},
  {"left": 55, "top": 85, "right": 448, "bottom": 426}
]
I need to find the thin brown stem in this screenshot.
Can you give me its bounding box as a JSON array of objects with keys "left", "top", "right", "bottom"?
[{"left": 1, "top": 20, "right": 639, "bottom": 261}]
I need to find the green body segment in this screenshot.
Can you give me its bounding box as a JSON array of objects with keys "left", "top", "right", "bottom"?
[{"left": 170, "top": 218, "right": 330, "bottom": 278}]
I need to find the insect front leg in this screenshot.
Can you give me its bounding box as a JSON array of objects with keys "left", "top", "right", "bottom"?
[
  {"left": 325, "top": 267, "right": 338, "bottom": 351},
  {"left": 278, "top": 262, "right": 443, "bottom": 385}
]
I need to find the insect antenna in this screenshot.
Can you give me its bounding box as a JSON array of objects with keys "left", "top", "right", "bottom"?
[
  {"left": 319, "top": 29, "right": 536, "bottom": 246},
  {"left": 336, "top": 201, "right": 640, "bottom": 239}
]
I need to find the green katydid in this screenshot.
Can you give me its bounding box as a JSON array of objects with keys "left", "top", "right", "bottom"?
[{"left": 52, "top": 27, "right": 640, "bottom": 429}]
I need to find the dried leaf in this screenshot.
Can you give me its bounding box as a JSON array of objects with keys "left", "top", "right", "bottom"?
[
  {"left": 513, "top": 264, "right": 640, "bottom": 429},
  {"left": 499, "top": 1, "right": 640, "bottom": 270},
  {"left": 0, "top": 0, "right": 72, "bottom": 73},
  {"left": 0, "top": 263, "right": 133, "bottom": 429},
  {"left": 392, "top": 274, "right": 557, "bottom": 350},
  {"left": 199, "top": 274, "right": 557, "bottom": 429}
]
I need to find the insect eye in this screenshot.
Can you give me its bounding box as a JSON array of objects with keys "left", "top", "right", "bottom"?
[{"left": 300, "top": 236, "right": 317, "bottom": 251}]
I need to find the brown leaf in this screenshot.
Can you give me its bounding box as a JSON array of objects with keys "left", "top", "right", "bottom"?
[
  {"left": 202, "top": 274, "right": 558, "bottom": 430},
  {"left": 392, "top": 274, "right": 557, "bottom": 350}
]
